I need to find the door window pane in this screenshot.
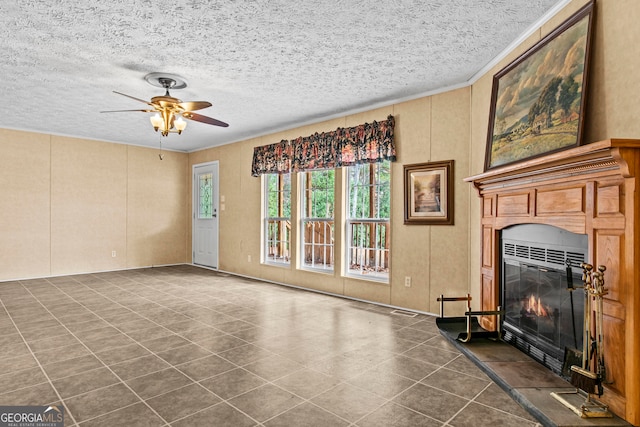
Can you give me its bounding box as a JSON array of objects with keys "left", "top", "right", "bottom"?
[{"left": 199, "top": 173, "right": 213, "bottom": 219}]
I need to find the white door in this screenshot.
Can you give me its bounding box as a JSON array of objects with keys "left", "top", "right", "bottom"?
[{"left": 193, "top": 162, "right": 219, "bottom": 268}]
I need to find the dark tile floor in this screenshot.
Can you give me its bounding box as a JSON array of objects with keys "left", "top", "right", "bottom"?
[{"left": 0, "top": 265, "right": 541, "bottom": 426}]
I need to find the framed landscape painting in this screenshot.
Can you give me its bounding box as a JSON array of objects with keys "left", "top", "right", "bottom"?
[
  {"left": 484, "top": 1, "right": 594, "bottom": 170},
  {"left": 404, "top": 160, "right": 454, "bottom": 225}
]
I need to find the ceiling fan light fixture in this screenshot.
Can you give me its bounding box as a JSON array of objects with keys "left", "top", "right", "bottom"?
[
  {"left": 150, "top": 113, "right": 163, "bottom": 132},
  {"left": 149, "top": 110, "right": 178, "bottom": 137},
  {"left": 175, "top": 116, "right": 187, "bottom": 134}
]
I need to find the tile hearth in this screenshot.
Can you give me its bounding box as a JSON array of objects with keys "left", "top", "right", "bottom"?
[
  {"left": 1, "top": 265, "right": 545, "bottom": 426},
  {"left": 439, "top": 332, "right": 632, "bottom": 427}
]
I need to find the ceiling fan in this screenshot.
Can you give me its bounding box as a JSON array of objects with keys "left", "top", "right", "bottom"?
[{"left": 101, "top": 73, "right": 228, "bottom": 137}]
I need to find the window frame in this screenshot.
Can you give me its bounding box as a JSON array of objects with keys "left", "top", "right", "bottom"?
[
  {"left": 263, "top": 173, "right": 291, "bottom": 266},
  {"left": 299, "top": 168, "right": 335, "bottom": 273},
  {"left": 344, "top": 161, "right": 391, "bottom": 283}
]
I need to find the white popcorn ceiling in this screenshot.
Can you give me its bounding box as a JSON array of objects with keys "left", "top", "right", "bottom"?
[{"left": 0, "top": 0, "right": 567, "bottom": 152}]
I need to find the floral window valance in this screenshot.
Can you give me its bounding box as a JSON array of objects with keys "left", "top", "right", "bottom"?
[
  {"left": 250, "top": 139, "right": 291, "bottom": 176},
  {"left": 251, "top": 115, "right": 396, "bottom": 176}
]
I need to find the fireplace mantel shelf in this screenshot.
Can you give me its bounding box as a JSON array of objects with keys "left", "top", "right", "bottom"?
[
  {"left": 465, "top": 139, "right": 639, "bottom": 186},
  {"left": 465, "top": 139, "right": 640, "bottom": 426}
]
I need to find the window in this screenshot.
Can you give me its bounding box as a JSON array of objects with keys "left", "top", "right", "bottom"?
[
  {"left": 198, "top": 173, "right": 214, "bottom": 219},
  {"left": 300, "top": 169, "right": 334, "bottom": 271},
  {"left": 346, "top": 161, "right": 390, "bottom": 281},
  {"left": 264, "top": 173, "right": 291, "bottom": 265}
]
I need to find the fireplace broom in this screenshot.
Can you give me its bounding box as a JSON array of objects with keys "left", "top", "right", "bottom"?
[{"left": 570, "top": 365, "right": 598, "bottom": 395}]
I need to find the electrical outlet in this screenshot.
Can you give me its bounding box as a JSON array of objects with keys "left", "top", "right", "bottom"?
[
  {"left": 247, "top": 255, "right": 252, "bottom": 262},
  {"left": 404, "top": 276, "right": 411, "bottom": 287},
  {"left": 112, "top": 250, "right": 116, "bottom": 258}
]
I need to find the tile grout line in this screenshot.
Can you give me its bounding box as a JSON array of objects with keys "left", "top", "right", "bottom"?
[
  {"left": 40, "top": 274, "right": 266, "bottom": 425},
  {"left": 150, "top": 268, "right": 481, "bottom": 424},
  {"left": 350, "top": 366, "right": 447, "bottom": 426},
  {"left": 441, "top": 353, "right": 543, "bottom": 423},
  {"left": 11, "top": 270, "right": 359, "bottom": 426},
  {"left": 165, "top": 399, "right": 259, "bottom": 426},
  {"left": 69, "top": 271, "right": 354, "bottom": 423},
  {"left": 0, "top": 292, "right": 79, "bottom": 427},
  {"left": 14, "top": 277, "right": 172, "bottom": 426},
  {"left": 109, "top": 273, "right": 299, "bottom": 426},
  {"left": 251, "top": 348, "right": 447, "bottom": 426},
  {"left": 92, "top": 271, "right": 366, "bottom": 425},
  {"left": 221, "top": 280, "right": 471, "bottom": 425},
  {"left": 442, "top": 381, "right": 494, "bottom": 426},
  {"left": 345, "top": 354, "right": 508, "bottom": 426},
  {"left": 261, "top": 399, "right": 354, "bottom": 426},
  {"left": 441, "top": 375, "right": 541, "bottom": 426}
]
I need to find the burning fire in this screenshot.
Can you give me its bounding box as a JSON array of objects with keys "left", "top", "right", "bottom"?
[{"left": 524, "top": 294, "right": 549, "bottom": 317}]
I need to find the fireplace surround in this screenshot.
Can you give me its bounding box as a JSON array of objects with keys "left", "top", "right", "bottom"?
[{"left": 465, "top": 139, "right": 640, "bottom": 425}]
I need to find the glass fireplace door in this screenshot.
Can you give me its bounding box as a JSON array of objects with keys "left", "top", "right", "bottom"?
[{"left": 503, "top": 260, "right": 584, "bottom": 362}]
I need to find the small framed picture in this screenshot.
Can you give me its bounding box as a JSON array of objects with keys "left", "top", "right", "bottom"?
[{"left": 404, "top": 160, "right": 454, "bottom": 225}]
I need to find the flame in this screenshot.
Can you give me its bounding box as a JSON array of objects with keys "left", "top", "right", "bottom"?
[{"left": 525, "top": 294, "right": 549, "bottom": 317}]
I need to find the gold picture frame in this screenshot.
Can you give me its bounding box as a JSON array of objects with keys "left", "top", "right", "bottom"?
[
  {"left": 404, "top": 160, "right": 454, "bottom": 225},
  {"left": 485, "top": 1, "right": 594, "bottom": 170}
]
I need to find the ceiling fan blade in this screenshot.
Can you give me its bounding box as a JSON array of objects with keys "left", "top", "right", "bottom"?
[
  {"left": 183, "top": 112, "right": 229, "bottom": 127},
  {"left": 113, "top": 91, "right": 154, "bottom": 106},
  {"left": 100, "top": 109, "right": 154, "bottom": 113},
  {"left": 178, "top": 101, "right": 212, "bottom": 111}
]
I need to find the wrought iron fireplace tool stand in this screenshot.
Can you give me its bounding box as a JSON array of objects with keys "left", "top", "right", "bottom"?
[{"left": 551, "top": 263, "right": 612, "bottom": 418}]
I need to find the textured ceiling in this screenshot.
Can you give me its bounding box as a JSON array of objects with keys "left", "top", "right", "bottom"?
[{"left": 0, "top": 0, "right": 567, "bottom": 152}]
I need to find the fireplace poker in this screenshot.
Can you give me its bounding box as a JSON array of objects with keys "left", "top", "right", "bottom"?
[
  {"left": 565, "top": 259, "right": 578, "bottom": 350},
  {"left": 560, "top": 258, "right": 586, "bottom": 381}
]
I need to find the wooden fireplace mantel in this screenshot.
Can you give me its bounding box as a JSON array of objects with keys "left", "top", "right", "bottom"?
[{"left": 465, "top": 139, "right": 640, "bottom": 425}]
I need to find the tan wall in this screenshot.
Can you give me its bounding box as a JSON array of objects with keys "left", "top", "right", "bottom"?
[
  {"left": 126, "top": 146, "right": 189, "bottom": 268},
  {"left": 0, "top": 0, "right": 637, "bottom": 317},
  {"left": 50, "top": 136, "right": 128, "bottom": 275},
  {"left": 0, "top": 130, "right": 189, "bottom": 281},
  {"left": 0, "top": 130, "right": 51, "bottom": 280}
]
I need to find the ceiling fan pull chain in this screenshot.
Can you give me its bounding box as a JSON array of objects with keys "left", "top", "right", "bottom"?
[{"left": 158, "top": 136, "right": 164, "bottom": 160}]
